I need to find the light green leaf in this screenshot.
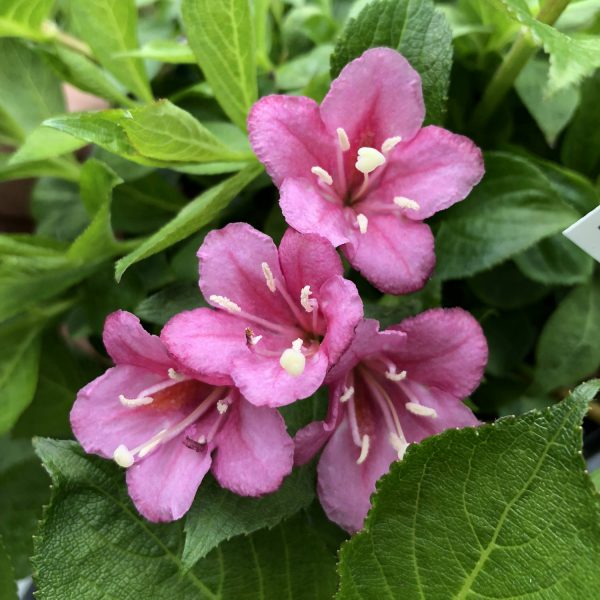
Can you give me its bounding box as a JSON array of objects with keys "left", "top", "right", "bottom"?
[
  {"left": 115, "top": 162, "right": 262, "bottom": 280},
  {"left": 182, "top": 0, "right": 257, "bottom": 130},
  {"left": 67, "top": 0, "right": 152, "bottom": 101},
  {"left": 0, "top": 535, "right": 17, "bottom": 600},
  {"left": 435, "top": 152, "right": 579, "bottom": 280},
  {"left": 276, "top": 44, "right": 333, "bottom": 91},
  {"left": 115, "top": 39, "right": 196, "bottom": 63},
  {"left": 336, "top": 380, "right": 600, "bottom": 599},
  {"left": 330, "top": 0, "right": 453, "bottom": 124},
  {"left": 532, "top": 277, "right": 600, "bottom": 394},
  {"left": 0, "top": 0, "right": 54, "bottom": 39},
  {"left": 9, "top": 126, "right": 85, "bottom": 165},
  {"left": 0, "top": 154, "right": 79, "bottom": 183},
  {"left": 183, "top": 467, "right": 315, "bottom": 569},
  {"left": 515, "top": 57, "right": 580, "bottom": 146},
  {"left": 33, "top": 439, "right": 338, "bottom": 599}
]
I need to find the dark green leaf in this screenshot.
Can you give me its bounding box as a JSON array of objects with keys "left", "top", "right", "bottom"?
[
  {"left": 0, "top": 535, "right": 17, "bottom": 600},
  {"left": 135, "top": 282, "right": 204, "bottom": 326}
]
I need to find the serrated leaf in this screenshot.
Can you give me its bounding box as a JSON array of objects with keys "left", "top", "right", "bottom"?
[
  {"left": 330, "top": 0, "right": 452, "bottom": 125},
  {"left": 67, "top": 0, "right": 152, "bottom": 102},
  {"left": 435, "top": 152, "right": 579, "bottom": 280},
  {"left": 183, "top": 466, "right": 315, "bottom": 568},
  {"left": 0, "top": 535, "right": 17, "bottom": 600},
  {"left": 336, "top": 380, "right": 600, "bottom": 599},
  {"left": 182, "top": 0, "right": 257, "bottom": 130},
  {"left": 115, "top": 162, "right": 262, "bottom": 280},
  {"left": 33, "top": 439, "right": 337, "bottom": 599}
]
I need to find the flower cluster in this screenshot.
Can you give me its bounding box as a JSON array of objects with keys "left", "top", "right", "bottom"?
[{"left": 71, "top": 48, "right": 487, "bottom": 531}]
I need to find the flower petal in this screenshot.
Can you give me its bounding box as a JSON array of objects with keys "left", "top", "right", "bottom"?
[
  {"left": 373, "top": 125, "right": 484, "bottom": 220},
  {"left": 161, "top": 308, "right": 243, "bottom": 385},
  {"left": 248, "top": 95, "right": 335, "bottom": 186},
  {"left": 280, "top": 177, "right": 351, "bottom": 247},
  {"left": 103, "top": 310, "right": 172, "bottom": 372},
  {"left": 321, "top": 48, "right": 424, "bottom": 149},
  {"left": 342, "top": 213, "right": 435, "bottom": 294},
  {"left": 198, "top": 223, "right": 292, "bottom": 324},
  {"left": 388, "top": 308, "right": 488, "bottom": 399},
  {"left": 126, "top": 430, "right": 212, "bottom": 522},
  {"left": 212, "top": 399, "right": 294, "bottom": 495}
]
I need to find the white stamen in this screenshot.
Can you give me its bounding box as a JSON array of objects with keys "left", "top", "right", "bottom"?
[
  {"left": 355, "top": 147, "right": 385, "bottom": 174},
  {"left": 249, "top": 334, "right": 262, "bottom": 345},
  {"left": 356, "top": 213, "right": 368, "bottom": 234},
  {"left": 168, "top": 368, "right": 185, "bottom": 381},
  {"left": 385, "top": 369, "right": 407, "bottom": 382},
  {"left": 119, "top": 394, "right": 154, "bottom": 407},
  {"left": 209, "top": 295, "right": 241, "bottom": 313},
  {"left": 389, "top": 432, "right": 409, "bottom": 459},
  {"left": 216, "top": 399, "right": 229, "bottom": 414},
  {"left": 381, "top": 136, "right": 402, "bottom": 154},
  {"left": 300, "top": 285, "right": 314, "bottom": 313},
  {"left": 279, "top": 338, "right": 306, "bottom": 377},
  {"left": 356, "top": 434, "right": 370, "bottom": 465},
  {"left": 138, "top": 429, "right": 168, "bottom": 458},
  {"left": 393, "top": 196, "right": 420, "bottom": 211},
  {"left": 311, "top": 166, "right": 333, "bottom": 186},
  {"left": 340, "top": 386, "right": 354, "bottom": 403},
  {"left": 113, "top": 444, "right": 134, "bottom": 468},
  {"left": 197, "top": 435, "right": 207, "bottom": 444},
  {"left": 405, "top": 402, "right": 437, "bottom": 418},
  {"left": 261, "top": 262, "right": 276, "bottom": 292},
  {"left": 336, "top": 127, "right": 350, "bottom": 151}
]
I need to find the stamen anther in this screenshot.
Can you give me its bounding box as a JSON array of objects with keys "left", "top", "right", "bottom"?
[
  {"left": 340, "top": 386, "right": 354, "bottom": 403},
  {"left": 168, "top": 368, "right": 185, "bottom": 381},
  {"left": 356, "top": 434, "right": 370, "bottom": 465},
  {"left": 245, "top": 328, "right": 262, "bottom": 346},
  {"left": 355, "top": 147, "right": 385, "bottom": 174},
  {"left": 385, "top": 369, "right": 407, "bottom": 382},
  {"left": 113, "top": 444, "right": 134, "bottom": 468},
  {"left": 197, "top": 435, "right": 207, "bottom": 444},
  {"left": 405, "top": 402, "right": 437, "bottom": 418},
  {"left": 216, "top": 399, "right": 229, "bottom": 414},
  {"left": 279, "top": 338, "right": 306, "bottom": 377},
  {"left": 311, "top": 166, "right": 333, "bottom": 186},
  {"left": 336, "top": 127, "right": 350, "bottom": 152},
  {"left": 356, "top": 213, "right": 368, "bottom": 234},
  {"left": 300, "top": 285, "right": 315, "bottom": 313},
  {"left": 381, "top": 136, "right": 402, "bottom": 154},
  {"left": 393, "top": 196, "right": 420, "bottom": 211},
  {"left": 261, "top": 262, "right": 276, "bottom": 292},
  {"left": 119, "top": 394, "right": 154, "bottom": 408},
  {"left": 210, "top": 295, "right": 241, "bottom": 313}
]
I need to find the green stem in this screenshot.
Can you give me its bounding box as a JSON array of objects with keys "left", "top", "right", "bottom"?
[
  {"left": 470, "top": 0, "right": 572, "bottom": 130},
  {"left": 42, "top": 21, "right": 93, "bottom": 59}
]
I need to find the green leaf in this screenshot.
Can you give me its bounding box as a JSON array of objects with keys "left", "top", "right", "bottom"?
[
  {"left": 330, "top": 0, "right": 453, "bottom": 124},
  {"left": 515, "top": 233, "right": 594, "bottom": 285},
  {"left": 135, "top": 282, "right": 204, "bottom": 326},
  {"left": 183, "top": 0, "right": 257, "bottom": 130},
  {"left": 0, "top": 436, "right": 49, "bottom": 579},
  {"left": 0, "top": 0, "right": 54, "bottom": 39},
  {"left": 115, "top": 39, "right": 196, "bottom": 63},
  {"left": 9, "top": 126, "right": 85, "bottom": 165},
  {"left": 0, "top": 39, "right": 64, "bottom": 139},
  {"left": 532, "top": 277, "right": 600, "bottom": 394},
  {"left": 0, "top": 319, "right": 42, "bottom": 435},
  {"left": 115, "top": 162, "right": 262, "bottom": 280},
  {"left": 67, "top": 0, "right": 152, "bottom": 101},
  {"left": 515, "top": 57, "right": 580, "bottom": 146},
  {"left": 0, "top": 535, "right": 17, "bottom": 600},
  {"left": 183, "top": 466, "right": 315, "bottom": 568},
  {"left": 0, "top": 155, "right": 79, "bottom": 183},
  {"left": 336, "top": 380, "right": 600, "bottom": 599},
  {"left": 435, "top": 152, "right": 579, "bottom": 280},
  {"left": 33, "top": 439, "right": 337, "bottom": 599},
  {"left": 276, "top": 44, "right": 333, "bottom": 91}
]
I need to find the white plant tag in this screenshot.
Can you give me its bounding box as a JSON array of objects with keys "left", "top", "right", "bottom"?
[{"left": 563, "top": 205, "right": 600, "bottom": 264}]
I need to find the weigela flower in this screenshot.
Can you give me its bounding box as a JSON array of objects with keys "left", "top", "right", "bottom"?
[
  {"left": 71, "top": 311, "right": 294, "bottom": 522},
  {"left": 248, "top": 48, "right": 484, "bottom": 294},
  {"left": 295, "top": 309, "right": 488, "bottom": 532},
  {"left": 162, "top": 223, "right": 363, "bottom": 407}
]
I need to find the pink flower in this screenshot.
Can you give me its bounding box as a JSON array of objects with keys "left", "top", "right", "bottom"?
[
  {"left": 70, "top": 311, "right": 294, "bottom": 522},
  {"left": 162, "top": 223, "right": 363, "bottom": 407},
  {"left": 248, "top": 48, "right": 484, "bottom": 294},
  {"left": 295, "top": 309, "right": 488, "bottom": 532}
]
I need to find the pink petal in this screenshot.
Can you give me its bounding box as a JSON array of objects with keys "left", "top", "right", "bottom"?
[
  {"left": 126, "top": 429, "right": 212, "bottom": 522},
  {"left": 231, "top": 348, "right": 329, "bottom": 408},
  {"left": 279, "top": 177, "right": 351, "bottom": 247},
  {"left": 317, "top": 412, "right": 397, "bottom": 533},
  {"left": 388, "top": 308, "right": 488, "bottom": 399},
  {"left": 278, "top": 228, "right": 343, "bottom": 303},
  {"left": 326, "top": 319, "right": 407, "bottom": 384},
  {"left": 342, "top": 212, "right": 435, "bottom": 294},
  {"left": 372, "top": 126, "right": 484, "bottom": 220},
  {"left": 248, "top": 95, "right": 335, "bottom": 186},
  {"left": 212, "top": 399, "right": 294, "bottom": 495},
  {"left": 198, "top": 223, "right": 292, "bottom": 324},
  {"left": 321, "top": 48, "right": 424, "bottom": 150},
  {"left": 318, "top": 275, "right": 363, "bottom": 367},
  {"left": 161, "top": 308, "right": 243, "bottom": 386},
  {"left": 70, "top": 365, "right": 187, "bottom": 459},
  {"left": 103, "top": 311, "right": 172, "bottom": 372}
]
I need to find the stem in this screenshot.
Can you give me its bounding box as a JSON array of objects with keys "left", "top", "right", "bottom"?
[
  {"left": 42, "top": 21, "right": 93, "bottom": 59},
  {"left": 470, "top": 0, "right": 572, "bottom": 130}
]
